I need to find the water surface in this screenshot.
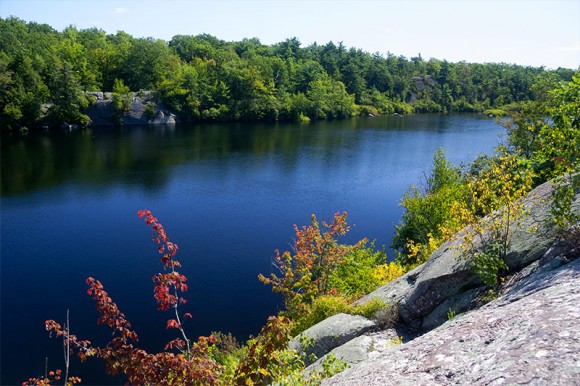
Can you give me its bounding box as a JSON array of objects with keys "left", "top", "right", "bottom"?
[{"left": 1, "top": 114, "right": 504, "bottom": 384}]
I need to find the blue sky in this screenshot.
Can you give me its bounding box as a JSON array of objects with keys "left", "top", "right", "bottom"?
[{"left": 1, "top": 0, "right": 579, "bottom": 69}]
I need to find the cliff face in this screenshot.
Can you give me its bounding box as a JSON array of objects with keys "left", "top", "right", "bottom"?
[
  {"left": 297, "top": 178, "right": 579, "bottom": 385},
  {"left": 84, "top": 91, "right": 176, "bottom": 126}
]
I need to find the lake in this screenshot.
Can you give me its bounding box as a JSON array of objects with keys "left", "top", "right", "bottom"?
[{"left": 1, "top": 114, "right": 504, "bottom": 384}]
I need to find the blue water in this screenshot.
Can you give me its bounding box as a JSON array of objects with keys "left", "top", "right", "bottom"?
[{"left": 1, "top": 114, "right": 504, "bottom": 384}]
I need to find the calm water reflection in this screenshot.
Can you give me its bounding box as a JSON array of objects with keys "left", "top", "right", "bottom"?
[{"left": 1, "top": 114, "right": 503, "bottom": 384}]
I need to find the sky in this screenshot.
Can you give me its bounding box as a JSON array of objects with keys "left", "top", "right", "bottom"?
[{"left": 1, "top": 0, "right": 579, "bottom": 69}]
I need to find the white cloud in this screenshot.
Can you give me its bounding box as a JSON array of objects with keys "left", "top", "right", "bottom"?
[{"left": 111, "top": 7, "right": 128, "bottom": 14}]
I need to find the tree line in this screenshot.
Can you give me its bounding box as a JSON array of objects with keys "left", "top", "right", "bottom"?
[{"left": 1, "top": 16, "right": 576, "bottom": 129}]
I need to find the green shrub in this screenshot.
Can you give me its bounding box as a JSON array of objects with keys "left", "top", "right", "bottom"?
[
  {"left": 353, "top": 297, "right": 389, "bottom": 319},
  {"left": 86, "top": 94, "right": 97, "bottom": 105},
  {"left": 394, "top": 101, "right": 414, "bottom": 115},
  {"left": 392, "top": 148, "right": 468, "bottom": 265},
  {"left": 292, "top": 296, "right": 391, "bottom": 336},
  {"left": 472, "top": 243, "right": 509, "bottom": 286},
  {"left": 357, "top": 104, "right": 380, "bottom": 116},
  {"left": 413, "top": 98, "right": 444, "bottom": 113},
  {"left": 328, "top": 245, "right": 386, "bottom": 297},
  {"left": 145, "top": 101, "right": 157, "bottom": 121},
  {"left": 292, "top": 295, "right": 351, "bottom": 335}
]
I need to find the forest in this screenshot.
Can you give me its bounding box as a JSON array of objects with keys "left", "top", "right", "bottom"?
[{"left": 0, "top": 16, "right": 576, "bottom": 129}]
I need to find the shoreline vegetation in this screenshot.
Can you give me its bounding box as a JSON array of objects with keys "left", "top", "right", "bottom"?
[{"left": 1, "top": 16, "right": 576, "bottom": 131}]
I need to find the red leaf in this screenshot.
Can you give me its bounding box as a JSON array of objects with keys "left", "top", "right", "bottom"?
[{"left": 166, "top": 319, "right": 180, "bottom": 329}]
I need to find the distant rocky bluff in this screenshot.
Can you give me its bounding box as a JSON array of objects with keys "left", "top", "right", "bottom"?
[
  {"left": 85, "top": 91, "right": 176, "bottom": 126},
  {"left": 297, "top": 178, "right": 579, "bottom": 385}
]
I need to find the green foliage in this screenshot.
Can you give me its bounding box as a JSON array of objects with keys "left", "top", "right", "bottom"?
[
  {"left": 483, "top": 108, "right": 508, "bottom": 117},
  {"left": 464, "top": 147, "right": 534, "bottom": 217},
  {"left": 230, "top": 315, "right": 347, "bottom": 386},
  {"left": 307, "top": 75, "right": 356, "bottom": 119},
  {"left": 259, "top": 212, "right": 400, "bottom": 338},
  {"left": 111, "top": 78, "right": 131, "bottom": 111},
  {"left": 122, "top": 37, "right": 180, "bottom": 90},
  {"left": 317, "top": 354, "right": 349, "bottom": 382},
  {"left": 327, "top": 245, "right": 386, "bottom": 297},
  {"left": 393, "top": 138, "right": 542, "bottom": 287},
  {"left": 392, "top": 148, "right": 468, "bottom": 265},
  {"left": 413, "top": 97, "right": 445, "bottom": 113},
  {"left": 505, "top": 73, "right": 579, "bottom": 184},
  {"left": 354, "top": 297, "right": 391, "bottom": 320},
  {"left": 46, "top": 61, "right": 91, "bottom": 126},
  {"left": 455, "top": 148, "right": 534, "bottom": 286},
  {"left": 471, "top": 242, "right": 509, "bottom": 286},
  {"left": 392, "top": 96, "right": 576, "bottom": 287},
  {"left": 542, "top": 75, "right": 579, "bottom": 179},
  {"left": 292, "top": 295, "right": 352, "bottom": 334},
  {"left": 259, "top": 212, "right": 368, "bottom": 321},
  {"left": 549, "top": 174, "right": 580, "bottom": 254},
  {"left": 447, "top": 308, "right": 456, "bottom": 320},
  {"left": 0, "top": 52, "right": 49, "bottom": 129},
  {"left": 112, "top": 78, "right": 130, "bottom": 95},
  {"left": 499, "top": 74, "right": 580, "bottom": 255},
  {"left": 291, "top": 296, "right": 390, "bottom": 336},
  {"left": 237, "top": 316, "right": 291, "bottom": 384},
  {"left": 2, "top": 16, "right": 573, "bottom": 129},
  {"left": 145, "top": 101, "right": 157, "bottom": 122},
  {"left": 207, "top": 331, "right": 244, "bottom": 383}
]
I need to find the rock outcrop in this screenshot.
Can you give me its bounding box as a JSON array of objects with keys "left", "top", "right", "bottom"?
[
  {"left": 84, "top": 91, "right": 176, "bottom": 126},
  {"left": 299, "top": 178, "right": 579, "bottom": 384},
  {"left": 323, "top": 258, "right": 580, "bottom": 385},
  {"left": 355, "top": 179, "right": 578, "bottom": 332},
  {"left": 290, "top": 314, "right": 376, "bottom": 366}
]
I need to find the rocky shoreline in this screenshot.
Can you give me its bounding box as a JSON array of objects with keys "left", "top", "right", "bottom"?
[
  {"left": 295, "top": 178, "right": 579, "bottom": 384},
  {"left": 84, "top": 91, "right": 176, "bottom": 127}
]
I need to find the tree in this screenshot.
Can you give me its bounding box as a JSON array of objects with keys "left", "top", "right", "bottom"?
[
  {"left": 307, "top": 75, "right": 355, "bottom": 119},
  {"left": 457, "top": 148, "right": 534, "bottom": 286},
  {"left": 59, "top": 26, "right": 99, "bottom": 91},
  {"left": 35, "top": 210, "right": 222, "bottom": 385},
  {"left": 46, "top": 61, "right": 90, "bottom": 126},
  {"left": 392, "top": 148, "right": 467, "bottom": 266},
  {"left": 225, "top": 64, "right": 279, "bottom": 121},
  {"left": 258, "top": 212, "right": 367, "bottom": 320},
  {"left": 0, "top": 54, "right": 49, "bottom": 129},
  {"left": 122, "top": 38, "right": 179, "bottom": 90},
  {"left": 540, "top": 74, "right": 579, "bottom": 180},
  {"left": 111, "top": 78, "right": 132, "bottom": 124}
]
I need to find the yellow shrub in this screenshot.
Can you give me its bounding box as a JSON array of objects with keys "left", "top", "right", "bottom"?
[{"left": 372, "top": 261, "right": 405, "bottom": 285}]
